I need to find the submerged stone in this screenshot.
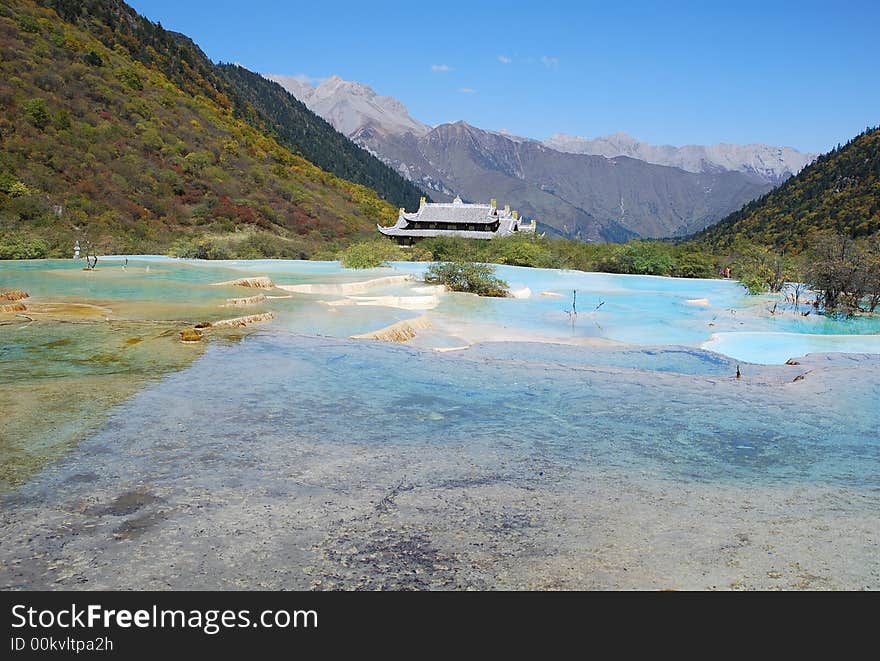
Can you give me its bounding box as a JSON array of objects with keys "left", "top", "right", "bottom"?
[
  {"left": 351, "top": 316, "right": 433, "bottom": 342},
  {"left": 211, "top": 276, "right": 275, "bottom": 289},
  {"left": 277, "top": 275, "right": 414, "bottom": 295},
  {"left": 180, "top": 328, "right": 203, "bottom": 343},
  {"left": 0, "top": 290, "right": 29, "bottom": 301},
  {"left": 223, "top": 294, "right": 268, "bottom": 307},
  {"left": 211, "top": 312, "right": 275, "bottom": 328}
]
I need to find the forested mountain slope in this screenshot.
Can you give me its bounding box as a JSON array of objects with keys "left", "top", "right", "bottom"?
[
  {"left": 39, "top": 0, "right": 425, "bottom": 209},
  {"left": 0, "top": 0, "right": 403, "bottom": 257},
  {"left": 695, "top": 127, "right": 880, "bottom": 251}
]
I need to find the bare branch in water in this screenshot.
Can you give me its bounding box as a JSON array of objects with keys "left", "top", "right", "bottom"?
[{"left": 565, "top": 289, "right": 578, "bottom": 322}]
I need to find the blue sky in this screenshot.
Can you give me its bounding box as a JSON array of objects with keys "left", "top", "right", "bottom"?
[{"left": 128, "top": 0, "right": 879, "bottom": 153}]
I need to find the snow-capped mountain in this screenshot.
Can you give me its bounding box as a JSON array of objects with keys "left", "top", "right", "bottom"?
[
  {"left": 263, "top": 73, "right": 812, "bottom": 240},
  {"left": 544, "top": 132, "right": 816, "bottom": 184},
  {"left": 265, "top": 74, "right": 430, "bottom": 139}
]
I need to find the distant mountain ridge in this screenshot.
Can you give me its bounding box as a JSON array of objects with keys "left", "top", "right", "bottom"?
[
  {"left": 268, "top": 74, "right": 809, "bottom": 240},
  {"left": 544, "top": 132, "right": 816, "bottom": 185},
  {"left": 359, "top": 121, "right": 774, "bottom": 242},
  {"left": 267, "top": 74, "right": 815, "bottom": 187}
]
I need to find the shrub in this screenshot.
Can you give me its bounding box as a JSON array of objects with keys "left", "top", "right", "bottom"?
[
  {"left": 495, "top": 235, "right": 560, "bottom": 268},
  {"left": 0, "top": 235, "right": 49, "bottom": 259},
  {"left": 739, "top": 271, "right": 771, "bottom": 295},
  {"left": 7, "top": 181, "right": 30, "bottom": 198},
  {"left": 182, "top": 151, "right": 212, "bottom": 174},
  {"left": 0, "top": 174, "right": 30, "bottom": 198},
  {"left": 22, "top": 98, "right": 50, "bottom": 129},
  {"left": 673, "top": 251, "right": 717, "bottom": 279},
  {"left": 83, "top": 50, "right": 103, "bottom": 66},
  {"left": 141, "top": 128, "right": 164, "bottom": 152},
  {"left": 168, "top": 237, "right": 230, "bottom": 260},
  {"left": 3, "top": 193, "right": 48, "bottom": 221},
  {"left": 805, "top": 231, "right": 880, "bottom": 314},
  {"left": 16, "top": 15, "right": 40, "bottom": 33},
  {"left": 420, "top": 236, "right": 480, "bottom": 262},
  {"left": 408, "top": 246, "right": 434, "bottom": 262},
  {"left": 338, "top": 240, "right": 402, "bottom": 269},
  {"left": 423, "top": 262, "right": 509, "bottom": 297},
  {"left": 726, "top": 240, "right": 794, "bottom": 293},
  {"left": 116, "top": 68, "right": 144, "bottom": 91},
  {"left": 615, "top": 241, "right": 675, "bottom": 276},
  {"left": 52, "top": 110, "right": 71, "bottom": 130}
]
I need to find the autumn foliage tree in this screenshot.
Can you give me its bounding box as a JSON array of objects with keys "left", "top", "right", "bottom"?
[{"left": 805, "top": 232, "right": 880, "bottom": 315}]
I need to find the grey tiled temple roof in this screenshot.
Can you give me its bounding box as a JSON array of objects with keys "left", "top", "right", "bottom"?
[
  {"left": 378, "top": 196, "right": 536, "bottom": 240},
  {"left": 403, "top": 203, "right": 498, "bottom": 224}
]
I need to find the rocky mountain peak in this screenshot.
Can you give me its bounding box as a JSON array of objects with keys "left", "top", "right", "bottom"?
[{"left": 264, "top": 73, "right": 430, "bottom": 138}]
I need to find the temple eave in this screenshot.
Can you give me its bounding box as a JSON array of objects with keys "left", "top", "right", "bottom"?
[{"left": 378, "top": 228, "right": 502, "bottom": 239}]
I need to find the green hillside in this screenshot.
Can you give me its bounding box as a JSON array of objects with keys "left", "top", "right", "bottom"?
[
  {"left": 0, "top": 0, "right": 405, "bottom": 258},
  {"left": 41, "top": 0, "right": 424, "bottom": 209},
  {"left": 695, "top": 127, "right": 880, "bottom": 252}
]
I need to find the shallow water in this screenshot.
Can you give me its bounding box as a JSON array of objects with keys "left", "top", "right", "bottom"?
[
  {"left": 1, "top": 257, "right": 878, "bottom": 589},
  {"left": 1, "top": 333, "right": 877, "bottom": 589},
  {"left": 0, "top": 316, "right": 209, "bottom": 488},
  {"left": 5, "top": 257, "right": 880, "bottom": 362},
  {"left": 65, "top": 332, "right": 879, "bottom": 487}
]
